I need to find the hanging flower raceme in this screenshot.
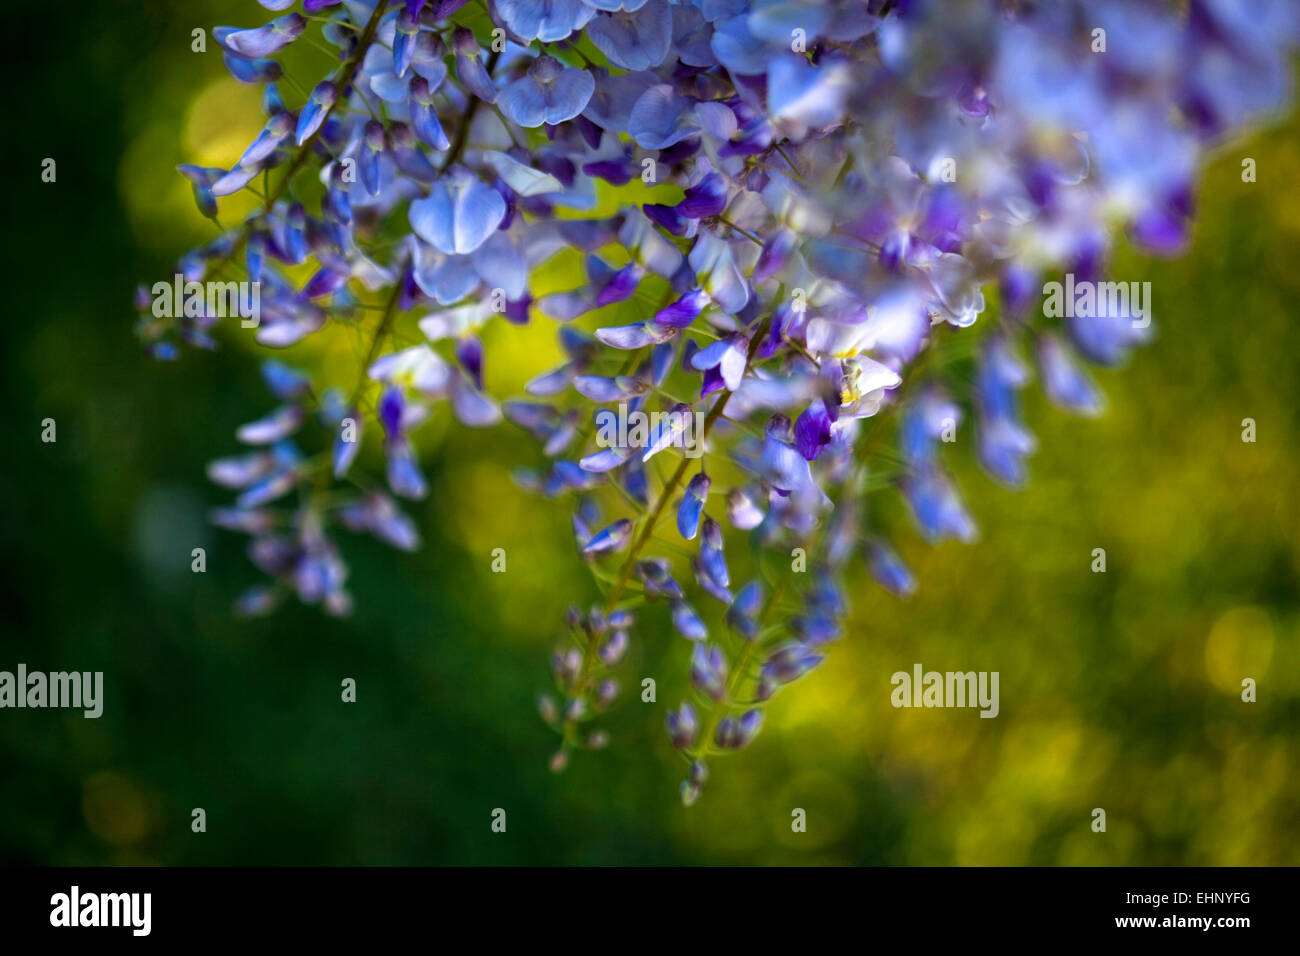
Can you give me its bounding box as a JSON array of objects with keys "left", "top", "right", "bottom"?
[{"left": 135, "top": 0, "right": 1300, "bottom": 803}]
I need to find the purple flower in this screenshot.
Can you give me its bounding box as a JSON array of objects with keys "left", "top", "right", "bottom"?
[
  {"left": 177, "top": 164, "right": 223, "bottom": 219},
  {"left": 653, "top": 289, "right": 710, "bottom": 328},
  {"left": 670, "top": 599, "right": 708, "bottom": 641},
  {"left": 666, "top": 701, "right": 698, "bottom": 749},
  {"left": 295, "top": 81, "right": 337, "bottom": 145},
  {"left": 588, "top": 0, "right": 673, "bottom": 70},
  {"left": 220, "top": 14, "right": 306, "bottom": 60},
  {"left": 582, "top": 518, "right": 634, "bottom": 555},
  {"left": 409, "top": 166, "right": 506, "bottom": 255},
  {"left": 677, "top": 171, "right": 727, "bottom": 219},
  {"left": 794, "top": 399, "right": 835, "bottom": 461},
  {"left": 698, "top": 517, "right": 729, "bottom": 589},
  {"left": 1037, "top": 333, "right": 1104, "bottom": 416},
  {"left": 452, "top": 27, "right": 498, "bottom": 102},
  {"left": 495, "top": 0, "right": 594, "bottom": 43},
  {"left": 409, "top": 77, "right": 451, "bottom": 150},
  {"left": 628, "top": 84, "right": 698, "bottom": 149},
  {"left": 690, "top": 333, "right": 748, "bottom": 391},
  {"left": 714, "top": 709, "right": 763, "bottom": 750},
  {"left": 677, "top": 472, "right": 711, "bottom": 539},
  {"left": 867, "top": 540, "right": 916, "bottom": 598},
  {"left": 239, "top": 112, "right": 295, "bottom": 167},
  {"left": 139, "top": 0, "right": 1298, "bottom": 803},
  {"left": 236, "top": 405, "right": 304, "bottom": 445},
  {"left": 690, "top": 644, "right": 727, "bottom": 701},
  {"left": 499, "top": 56, "right": 595, "bottom": 128},
  {"left": 762, "top": 641, "right": 823, "bottom": 684}
]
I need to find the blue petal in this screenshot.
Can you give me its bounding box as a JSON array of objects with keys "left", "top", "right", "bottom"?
[
  {"left": 208, "top": 451, "right": 273, "bottom": 488},
  {"left": 902, "top": 469, "right": 976, "bottom": 543},
  {"left": 677, "top": 472, "right": 710, "bottom": 539},
  {"left": 471, "top": 231, "right": 528, "bottom": 301},
  {"left": 261, "top": 359, "right": 311, "bottom": 400},
  {"left": 482, "top": 151, "right": 564, "bottom": 196},
  {"left": 585, "top": 0, "right": 649, "bottom": 10},
  {"left": 356, "top": 492, "right": 420, "bottom": 552},
  {"left": 544, "top": 413, "right": 578, "bottom": 456},
  {"left": 239, "top": 112, "right": 294, "bottom": 167},
  {"left": 579, "top": 446, "right": 631, "bottom": 472},
  {"left": 498, "top": 75, "right": 549, "bottom": 128},
  {"left": 223, "top": 51, "right": 282, "bottom": 84},
  {"left": 409, "top": 167, "right": 506, "bottom": 255},
  {"left": 748, "top": 2, "right": 828, "bottom": 45},
  {"left": 588, "top": 0, "right": 673, "bottom": 71},
  {"left": 677, "top": 171, "right": 727, "bottom": 219},
  {"left": 457, "top": 338, "right": 484, "bottom": 391},
  {"left": 496, "top": 0, "right": 595, "bottom": 43},
  {"left": 651, "top": 341, "right": 675, "bottom": 385},
  {"left": 699, "top": 517, "right": 729, "bottom": 588},
  {"left": 690, "top": 338, "right": 734, "bottom": 371},
  {"left": 366, "top": 48, "right": 408, "bottom": 102},
  {"left": 573, "top": 375, "right": 639, "bottom": 402},
  {"left": 413, "top": 245, "right": 481, "bottom": 305},
  {"left": 410, "top": 77, "right": 451, "bottom": 150},
  {"left": 333, "top": 418, "right": 362, "bottom": 479},
  {"left": 768, "top": 55, "right": 851, "bottom": 129},
  {"left": 378, "top": 386, "right": 405, "bottom": 436},
  {"left": 595, "top": 321, "right": 674, "bottom": 350},
  {"left": 671, "top": 3, "right": 717, "bottom": 67},
  {"left": 283, "top": 203, "right": 307, "bottom": 263},
  {"left": 710, "top": 14, "right": 771, "bottom": 76},
  {"left": 538, "top": 290, "right": 595, "bottom": 320},
  {"left": 359, "top": 120, "right": 385, "bottom": 195},
  {"left": 759, "top": 417, "right": 811, "bottom": 492},
  {"left": 582, "top": 68, "right": 660, "bottom": 133},
  {"left": 868, "top": 540, "right": 916, "bottom": 598},
  {"left": 583, "top": 518, "right": 633, "bottom": 555},
  {"left": 690, "top": 643, "right": 727, "bottom": 697},
  {"left": 499, "top": 57, "right": 594, "bottom": 127},
  {"left": 653, "top": 289, "right": 710, "bottom": 327},
  {"left": 387, "top": 440, "right": 428, "bottom": 499},
  {"left": 296, "top": 82, "right": 338, "bottom": 145},
  {"left": 451, "top": 27, "right": 499, "bottom": 102},
  {"left": 450, "top": 371, "right": 501, "bottom": 427},
  {"left": 726, "top": 487, "right": 765, "bottom": 530},
  {"left": 542, "top": 63, "right": 597, "bottom": 124},
  {"left": 672, "top": 600, "right": 708, "bottom": 641},
  {"left": 236, "top": 470, "right": 297, "bottom": 508},
  {"left": 794, "top": 400, "right": 834, "bottom": 461},
  {"left": 392, "top": 6, "right": 419, "bottom": 78},
  {"left": 689, "top": 235, "right": 750, "bottom": 315},
  {"left": 1037, "top": 334, "right": 1104, "bottom": 415},
  {"left": 411, "top": 30, "right": 449, "bottom": 84},
  {"left": 643, "top": 402, "right": 695, "bottom": 461},
  {"left": 690, "top": 333, "right": 747, "bottom": 389},
  {"left": 730, "top": 579, "right": 763, "bottom": 618},
  {"left": 212, "top": 163, "right": 261, "bottom": 197},
  {"left": 236, "top": 405, "right": 303, "bottom": 444},
  {"left": 628, "top": 84, "right": 698, "bottom": 149},
  {"left": 222, "top": 14, "right": 306, "bottom": 60},
  {"left": 526, "top": 363, "right": 576, "bottom": 396}
]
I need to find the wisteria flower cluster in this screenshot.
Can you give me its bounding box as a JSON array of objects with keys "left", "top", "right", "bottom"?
[{"left": 136, "top": 0, "right": 1298, "bottom": 803}]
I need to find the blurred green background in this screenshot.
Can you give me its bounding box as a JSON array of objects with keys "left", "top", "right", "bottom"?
[{"left": 3, "top": 1, "right": 1297, "bottom": 865}]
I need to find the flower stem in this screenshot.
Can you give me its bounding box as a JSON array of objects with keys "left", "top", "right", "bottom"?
[
  {"left": 438, "top": 49, "right": 502, "bottom": 176},
  {"left": 558, "top": 316, "right": 776, "bottom": 742},
  {"left": 690, "top": 579, "right": 784, "bottom": 761},
  {"left": 349, "top": 278, "right": 405, "bottom": 409},
  {"left": 600, "top": 392, "right": 729, "bottom": 610}
]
